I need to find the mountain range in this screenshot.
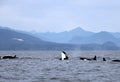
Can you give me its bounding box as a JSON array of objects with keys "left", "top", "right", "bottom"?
[
  {"left": 0, "top": 26, "right": 120, "bottom": 50},
  {"left": 70, "top": 31, "right": 120, "bottom": 45},
  {"left": 32, "top": 27, "right": 94, "bottom": 43},
  {"left": 0, "top": 26, "right": 79, "bottom": 50},
  {"left": 32, "top": 27, "right": 120, "bottom": 46},
  {"left": 0, "top": 27, "right": 49, "bottom": 50}
]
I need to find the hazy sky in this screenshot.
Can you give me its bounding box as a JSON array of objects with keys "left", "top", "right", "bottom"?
[{"left": 0, "top": 0, "right": 120, "bottom": 32}]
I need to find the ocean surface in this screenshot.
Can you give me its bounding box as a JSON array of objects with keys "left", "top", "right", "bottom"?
[{"left": 0, "top": 50, "right": 120, "bottom": 82}]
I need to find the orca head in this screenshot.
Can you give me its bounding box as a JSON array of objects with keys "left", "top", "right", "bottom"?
[
  {"left": 62, "top": 51, "right": 66, "bottom": 54},
  {"left": 61, "top": 52, "right": 66, "bottom": 60},
  {"left": 61, "top": 51, "right": 68, "bottom": 60}
]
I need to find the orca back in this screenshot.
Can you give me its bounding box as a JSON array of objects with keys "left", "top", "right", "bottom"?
[
  {"left": 112, "top": 60, "right": 120, "bottom": 62},
  {"left": 2, "top": 55, "right": 17, "bottom": 59}
]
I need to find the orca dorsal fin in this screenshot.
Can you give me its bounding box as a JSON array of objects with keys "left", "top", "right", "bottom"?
[
  {"left": 93, "top": 56, "right": 96, "bottom": 60},
  {"left": 103, "top": 58, "right": 106, "bottom": 61},
  {"left": 14, "top": 55, "right": 16, "bottom": 58}
]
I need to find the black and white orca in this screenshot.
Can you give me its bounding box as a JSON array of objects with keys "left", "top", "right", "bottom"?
[
  {"left": 60, "top": 51, "right": 68, "bottom": 60},
  {"left": 2, "top": 55, "right": 17, "bottom": 59},
  {"left": 112, "top": 59, "right": 120, "bottom": 62},
  {"left": 80, "top": 56, "right": 96, "bottom": 61}
]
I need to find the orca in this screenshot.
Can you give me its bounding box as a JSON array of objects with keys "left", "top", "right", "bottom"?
[
  {"left": 103, "top": 58, "right": 106, "bottom": 61},
  {"left": 0, "top": 56, "right": 2, "bottom": 59},
  {"left": 112, "top": 59, "right": 120, "bottom": 62},
  {"left": 2, "top": 55, "right": 17, "bottom": 59},
  {"left": 60, "top": 51, "right": 68, "bottom": 60},
  {"left": 80, "top": 56, "right": 96, "bottom": 61}
]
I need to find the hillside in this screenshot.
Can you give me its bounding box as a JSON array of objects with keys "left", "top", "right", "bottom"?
[
  {"left": 0, "top": 27, "right": 80, "bottom": 50},
  {"left": 70, "top": 31, "right": 120, "bottom": 45},
  {"left": 0, "top": 26, "right": 119, "bottom": 50},
  {"left": 32, "top": 27, "right": 120, "bottom": 47},
  {"left": 0, "top": 27, "right": 54, "bottom": 50},
  {"left": 32, "top": 27, "right": 94, "bottom": 43}
]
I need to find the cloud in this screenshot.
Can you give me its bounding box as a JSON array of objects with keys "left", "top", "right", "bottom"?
[{"left": 0, "top": 0, "right": 120, "bottom": 32}]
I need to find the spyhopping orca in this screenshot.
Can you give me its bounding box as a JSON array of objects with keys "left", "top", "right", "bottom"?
[
  {"left": 60, "top": 51, "right": 68, "bottom": 60},
  {"left": 112, "top": 60, "right": 120, "bottom": 62},
  {"left": 80, "top": 56, "right": 96, "bottom": 61},
  {"left": 2, "top": 55, "right": 17, "bottom": 59}
]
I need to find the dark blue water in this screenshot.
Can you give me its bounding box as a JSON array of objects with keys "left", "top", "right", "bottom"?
[{"left": 0, "top": 51, "right": 120, "bottom": 82}]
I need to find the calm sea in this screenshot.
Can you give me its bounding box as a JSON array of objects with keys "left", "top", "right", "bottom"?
[{"left": 0, "top": 50, "right": 120, "bottom": 82}]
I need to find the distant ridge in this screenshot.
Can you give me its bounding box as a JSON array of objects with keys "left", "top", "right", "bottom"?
[
  {"left": 70, "top": 31, "right": 119, "bottom": 44},
  {"left": 32, "top": 27, "right": 94, "bottom": 43},
  {"left": 32, "top": 27, "right": 120, "bottom": 47},
  {"left": 0, "top": 26, "right": 119, "bottom": 50},
  {"left": 0, "top": 26, "right": 55, "bottom": 50}
]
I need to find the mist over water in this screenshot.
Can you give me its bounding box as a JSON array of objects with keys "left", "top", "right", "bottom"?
[{"left": 0, "top": 51, "right": 120, "bottom": 82}]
